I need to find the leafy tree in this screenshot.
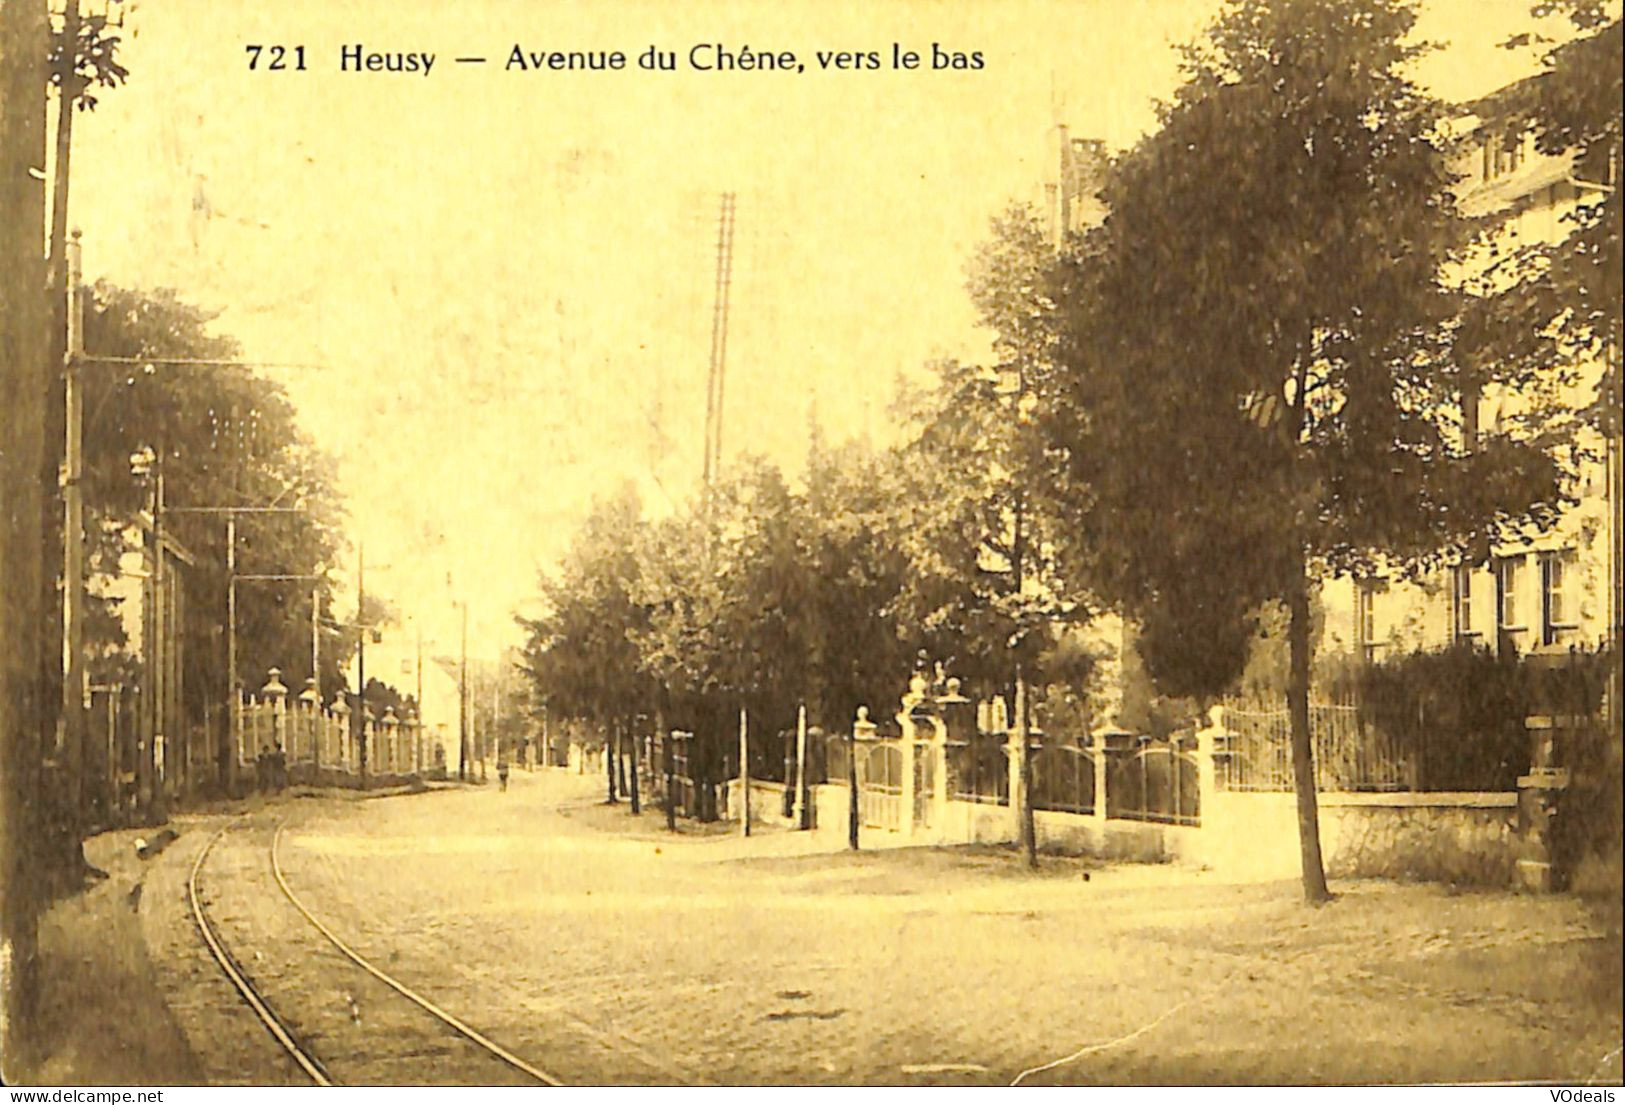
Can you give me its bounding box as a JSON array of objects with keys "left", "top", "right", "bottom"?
[
  {"left": 1485, "top": 5, "right": 1621, "bottom": 436},
  {"left": 47, "top": 4, "right": 127, "bottom": 111},
  {"left": 867, "top": 207, "right": 1099, "bottom": 864},
  {"left": 795, "top": 432, "right": 915, "bottom": 727},
  {"left": 79, "top": 283, "right": 346, "bottom": 780},
  {"left": 894, "top": 207, "right": 1085, "bottom": 698},
  {"left": 1043, "top": 0, "right": 1569, "bottom": 901},
  {"left": 518, "top": 442, "right": 923, "bottom": 816},
  {"left": 518, "top": 484, "right": 651, "bottom": 738},
  {"left": 631, "top": 458, "right": 810, "bottom": 736}
]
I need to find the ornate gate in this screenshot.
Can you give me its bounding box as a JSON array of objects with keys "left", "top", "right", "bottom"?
[{"left": 858, "top": 739, "right": 904, "bottom": 830}]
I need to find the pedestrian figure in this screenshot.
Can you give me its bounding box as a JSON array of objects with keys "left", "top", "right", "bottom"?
[{"left": 497, "top": 758, "right": 510, "bottom": 792}]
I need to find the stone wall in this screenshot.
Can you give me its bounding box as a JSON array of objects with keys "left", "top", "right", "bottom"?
[
  {"left": 1198, "top": 790, "right": 1517, "bottom": 884},
  {"left": 1327, "top": 799, "right": 1517, "bottom": 884}
]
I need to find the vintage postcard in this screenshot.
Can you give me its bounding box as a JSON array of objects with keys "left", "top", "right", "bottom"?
[{"left": 1, "top": 0, "right": 1621, "bottom": 1092}]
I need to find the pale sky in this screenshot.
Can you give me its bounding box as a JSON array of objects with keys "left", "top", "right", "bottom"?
[{"left": 64, "top": 0, "right": 1568, "bottom": 662}]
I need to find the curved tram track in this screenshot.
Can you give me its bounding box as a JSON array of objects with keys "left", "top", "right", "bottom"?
[{"left": 187, "top": 815, "right": 563, "bottom": 1086}]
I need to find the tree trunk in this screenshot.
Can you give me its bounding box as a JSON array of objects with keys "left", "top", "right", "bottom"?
[
  {"left": 1286, "top": 554, "right": 1331, "bottom": 903},
  {"left": 617, "top": 726, "right": 630, "bottom": 800},
  {"left": 1017, "top": 671, "right": 1037, "bottom": 869},
  {"left": 605, "top": 724, "right": 618, "bottom": 803},
  {"left": 628, "top": 719, "right": 641, "bottom": 815}
]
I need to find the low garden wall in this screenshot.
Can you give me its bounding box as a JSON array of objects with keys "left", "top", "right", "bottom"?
[
  {"left": 723, "top": 778, "right": 800, "bottom": 827},
  {"left": 807, "top": 780, "right": 1518, "bottom": 884},
  {"left": 1187, "top": 790, "right": 1517, "bottom": 883}
]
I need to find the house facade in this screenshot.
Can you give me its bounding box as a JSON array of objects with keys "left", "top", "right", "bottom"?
[
  {"left": 1320, "top": 75, "right": 1621, "bottom": 666},
  {"left": 344, "top": 631, "right": 463, "bottom": 777}
]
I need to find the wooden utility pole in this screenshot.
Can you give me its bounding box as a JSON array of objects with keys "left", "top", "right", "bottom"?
[
  {"left": 61, "top": 230, "right": 85, "bottom": 827},
  {"left": 414, "top": 619, "right": 423, "bottom": 773},
  {"left": 311, "top": 584, "right": 321, "bottom": 703},
  {"left": 702, "top": 192, "right": 736, "bottom": 487},
  {"left": 356, "top": 543, "right": 367, "bottom": 784},
  {"left": 738, "top": 707, "right": 750, "bottom": 837},
  {"left": 458, "top": 600, "right": 467, "bottom": 781},
  {"left": 38, "top": 0, "right": 80, "bottom": 821},
  {"left": 793, "top": 703, "right": 809, "bottom": 830},
  {"left": 2, "top": 0, "right": 52, "bottom": 1064},
  {"left": 143, "top": 455, "right": 166, "bottom": 822},
  {"left": 225, "top": 513, "right": 236, "bottom": 789},
  {"left": 128, "top": 444, "right": 171, "bottom": 822}
]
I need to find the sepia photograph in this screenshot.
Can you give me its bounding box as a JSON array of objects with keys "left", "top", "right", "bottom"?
[{"left": 1, "top": 0, "right": 1622, "bottom": 1091}]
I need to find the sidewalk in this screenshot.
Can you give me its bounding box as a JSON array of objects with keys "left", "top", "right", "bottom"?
[
  {"left": 5, "top": 781, "right": 471, "bottom": 1086},
  {"left": 13, "top": 822, "right": 209, "bottom": 1086}
]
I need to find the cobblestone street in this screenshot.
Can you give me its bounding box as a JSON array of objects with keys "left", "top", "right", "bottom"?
[{"left": 108, "top": 771, "right": 1622, "bottom": 1086}]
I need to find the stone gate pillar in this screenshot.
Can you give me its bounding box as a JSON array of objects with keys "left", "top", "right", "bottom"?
[
  {"left": 262, "top": 667, "right": 288, "bottom": 760},
  {"left": 898, "top": 672, "right": 934, "bottom": 840},
  {"left": 898, "top": 723, "right": 917, "bottom": 841},
  {"left": 381, "top": 706, "right": 400, "bottom": 776},
  {"left": 298, "top": 677, "right": 320, "bottom": 769},
  {"left": 330, "top": 695, "right": 351, "bottom": 777},
  {"left": 361, "top": 708, "right": 375, "bottom": 777},
  {"left": 937, "top": 678, "right": 970, "bottom": 833},
  {"left": 1516, "top": 714, "right": 1573, "bottom": 892},
  {"left": 1196, "top": 705, "right": 1231, "bottom": 810}
]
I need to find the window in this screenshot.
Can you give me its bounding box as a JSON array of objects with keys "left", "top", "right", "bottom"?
[
  {"left": 1542, "top": 550, "right": 1578, "bottom": 644},
  {"left": 1454, "top": 566, "right": 1475, "bottom": 637},
  {"left": 1497, "top": 556, "right": 1524, "bottom": 631},
  {"left": 1355, "top": 580, "right": 1386, "bottom": 661},
  {"left": 1576, "top": 142, "right": 1616, "bottom": 187},
  {"left": 1483, "top": 128, "right": 1529, "bottom": 182}
]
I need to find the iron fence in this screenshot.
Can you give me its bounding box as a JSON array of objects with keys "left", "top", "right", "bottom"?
[
  {"left": 1030, "top": 742, "right": 1096, "bottom": 815},
  {"left": 1220, "top": 700, "right": 1413, "bottom": 793},
  {"left": 947, "top": 731, "right": 1010, "bottom": 806},
  {"left": 1105, "top": 738, "right": 1200, "bottom": 826}
]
